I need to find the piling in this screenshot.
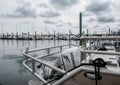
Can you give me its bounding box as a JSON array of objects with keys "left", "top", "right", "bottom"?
[
  {"left": 35, "top": 31, "right": 36, "bottom": 39},
  {"left": 16, "top": 32, "right": 18, "bottom": 39},
  {"left": 22, "top": 32, "right": 24, "bottom": 39},
  {"left": 69, "top": 30, "right": 71, "bottom": 48},
  {"left": 11, "top": 33, "right": 14, "bottom": 39},
  {"left": 79, "top": 12, "right": 82, "bottom": 45},
  {"left": 79, "top": 13, "right": 82, "bottom": 37},
  {"left": 54, "top": 30, "right": 56, "bottom": 41},
  {"left": 28, "top": 32, "right": 30, "bottom": 39},
  {"left": 109, "top": 28, "right": 111, "bottom": 36},
  {"left": 2, "top": 33, "right": 4, "bottom": 39},
  {"left": 7, "top": 33, "right": 9, "bottom": 40},
  {"left": 87, "top": 29, "right": 88, "bottom": 36}
]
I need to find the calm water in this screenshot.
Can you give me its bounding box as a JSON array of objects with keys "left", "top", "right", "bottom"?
[{"left": 0, "top": 40, "right": 79, "bottom": 85}]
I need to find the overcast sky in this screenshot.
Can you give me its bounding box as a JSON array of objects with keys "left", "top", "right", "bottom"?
[{"left": 0, "top": 0, "right": 120, "bottom": 34}]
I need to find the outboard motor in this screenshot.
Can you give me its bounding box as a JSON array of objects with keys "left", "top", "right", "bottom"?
[
  {"left": 60, "top": 47, "right": 81, "bottom": 71},
  {"left": 37, "top": 47, "right": 81, "bottom": 79}
]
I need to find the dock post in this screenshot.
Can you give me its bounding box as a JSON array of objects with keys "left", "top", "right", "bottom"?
[
  {"left": 7, "top": 32, "right": 9, "bottom": 40},
  {"left": 87, "top": 29, "right": 88, "bottom": 36},
  {"left": 12, "top": 33, "right": 14, "bottom": 39},
  {"left": 35, "top": 31, "right": 36, "bottom": 39},
  {"left": 28, "top": 32, "right": 30, "bottom": 40},
  {"left": 16, "top": 32, "right": 18, "bottom": 40},
  {"left": 109, "top": 28, "right": 111, "bottom": 36},
  {"left": 2, "top": 33, "right": 4, "bottom": 39},
  {"left": 54, "top": 30, "right": 56, "bottom": 46},
  {"left": 58, "top": 32, "right": 59, "bottom": 40},
  {"left": 54, "top": 30, "right": 56, "bottom": 41},
  {"left": 69, "top": 30, "right": 71, "bottom": 48},
  {"left": 22, "top": 32, "right": 23, "bottom": 39},
  {"left": 41, "top": 32, "right": 42, "bottom": 40},
  {"left": 79, "top": 13, "right": 82, "bottom": 45}
]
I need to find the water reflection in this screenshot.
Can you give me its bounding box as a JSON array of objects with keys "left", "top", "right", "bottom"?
[
  {"left": 2, "top": 54, "right": 28, "bottom": 75},
  {"left": 0, "top": 40, "right": 78, "bottom": 85},
  {"left": 16, "top": 57, "right": 28, "bottom": 75},
  {"left": 2, "top": 54, "right": 23, "bottom": 60}
]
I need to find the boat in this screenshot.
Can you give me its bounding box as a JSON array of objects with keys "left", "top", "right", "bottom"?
[{"left": 23, "top": 36, "right": 120, "bottom": 85}]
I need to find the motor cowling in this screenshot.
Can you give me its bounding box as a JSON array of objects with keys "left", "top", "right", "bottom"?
[{"left": 60, "top": 47, "right": 81, "bottom": 71}]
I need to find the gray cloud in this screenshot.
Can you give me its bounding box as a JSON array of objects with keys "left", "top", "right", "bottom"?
[
  {"left": 86, "top": 1, "right": 110, "bottom": 14},
  {"left": 55, "top": 22, "right": 73, "bottom": 27},
  {"left": 15, "top": 6, "right": 37, "bottom": 18},
  {"left": 116, "top": 19, "right": 120, "bottom": 22},
  {"left": 39, "top": 3, "right": 48, "bottom": 8},
  {"left": 97, "top": 16, "right": 115, "bottom": 23},
  {"left": 117, "top": 24, "right": 120, "bottom": 26},
  {"left": 94, "top": 25, "right": 99, "bottom": 28},
  {"left": 83, "top": 25, "right": 88, "bottom": 28},
  {"left": 56, "top": 24, "right": 63, "bottom": 27},
  {"left": 87, "top": 18, "right": 96, "bottom": 22},
  {"left": 1, "top": 13, "right": 26, "bottom": 18},
  {"left": 1, "top": 0, "right": 37, "bottom": 18},
  {"left": 1, "top": 0, "right": 61, "bottom": 19},
  {"left": 65, "top": 22, "right": 72, "bottom": 26},
  {"left": 39, "top": 10, "right": 60, "bottom": 18},
  {"left": 73, "top": 26, "right": 79, "bottom": 28},
  {"left": 44, "top": 20, "right": 56, "bottom": 24},
  {"left": 50, "top": 0, "right": 79, "bottom": 10},
  {"left": 83, "top": 12, "right": 92, "bottom": 16}
]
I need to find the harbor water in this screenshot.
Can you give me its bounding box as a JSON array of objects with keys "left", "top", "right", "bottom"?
[{"left": 0, "top": 40, "right": 79, "bottom": 85}]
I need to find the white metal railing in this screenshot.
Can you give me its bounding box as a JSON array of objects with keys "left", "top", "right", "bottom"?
[
  {"left": 23, "top": 43, "right": 120, "bottom": 84},
  {"left": 81, "top": 50, "right": 120, "bottom": 55},
  {"left": 23, "top": 44, "right": 79, "bottom": 84}
]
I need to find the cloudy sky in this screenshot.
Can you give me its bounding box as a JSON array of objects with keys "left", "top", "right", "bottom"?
[{"left": 0, "top": 0, "right": 120, "bottom": 34}]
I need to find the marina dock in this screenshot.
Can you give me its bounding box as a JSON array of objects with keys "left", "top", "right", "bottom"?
[{"left": 0, "top": 32, "right": 80, "bottom": 40}]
